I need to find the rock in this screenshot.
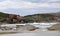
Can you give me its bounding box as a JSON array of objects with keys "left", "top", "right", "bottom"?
[
  {"left": 48, "top": 24, "right": 60, "bottom": 31},
  {"left": 25, "top": 24, "right": 39, "bottom": 31},
  {"left": 16, "top": 24, "right": 39, "bottom": 31}
]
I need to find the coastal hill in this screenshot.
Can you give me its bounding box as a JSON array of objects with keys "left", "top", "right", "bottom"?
[
  {"left": 24, "top": 12, "right": 60, "bottom": 22},
  {"left": 0, "top": 12, "right": 9, "bottom": 19},
  {"left": 0, "top": 12, "right": 24, "bottom": 24},
  {"left": 0, "top": 12, "right": 60, "bottom": 23}
]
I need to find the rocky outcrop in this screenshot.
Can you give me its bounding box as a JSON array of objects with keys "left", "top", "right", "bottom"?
[
  {"left": 48, "top": 24, "right": 60, "bottom": 31},
  {"left": 8, "top": 14, "right": 27, "bottom": 23},
  {"left": 0, "top": 14, "right": 26, "bottom": 24},
  {"left": 8, "top": 14, "right": 20, "bottom": 23},
  {"left": 16, "top": 24, "right": 39, "bottom": 31}
]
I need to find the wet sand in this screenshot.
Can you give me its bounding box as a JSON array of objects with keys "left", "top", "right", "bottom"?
[{"left": 0, "top": 29, "right": 60, "bottom": 36}]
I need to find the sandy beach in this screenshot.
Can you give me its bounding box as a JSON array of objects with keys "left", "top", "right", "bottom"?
[
  {"left": 0, "top": 28, "right": 60, "bottom": 36},
  {"left": 0, "top": 23, "right": 60, "bottom": 36}
]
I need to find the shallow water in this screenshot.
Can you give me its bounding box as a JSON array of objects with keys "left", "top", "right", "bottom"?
[{"left": 28, "top": 22, "right": 58, "bottom": 28}]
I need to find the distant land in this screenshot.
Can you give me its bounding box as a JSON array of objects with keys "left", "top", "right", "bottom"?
[{"left": 0, "top": 12, "right": 60, "bottom": 24}]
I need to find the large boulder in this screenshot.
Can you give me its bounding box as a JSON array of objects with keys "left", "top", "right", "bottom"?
[
  {"left": 48, "top": 24, "right": 60, "bottom": 31},
  {"left": 16, "top": 24, "right": 39, "bottom": 31},
  {"left": 9, "top": 14, "right": 17, "bottom": 19},
  {"left": 8, "top": 14, "right": 24, "bottom": 23},
  {"left": 25, "top": 24, "right": 39, "bottom": 31}
]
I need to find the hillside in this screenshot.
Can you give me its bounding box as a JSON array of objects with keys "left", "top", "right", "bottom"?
[
  {"left": 24, "top": 14, "right": 55, "bottom": 22},
  {"left": 0, "top": 12, "right": 9, "bottom": 19},
  {"left": 24, "top": 12, "right": 60, "bottom": 22},
  {"left": 0, "top": 12, "right": 60, "bottom": 23}
]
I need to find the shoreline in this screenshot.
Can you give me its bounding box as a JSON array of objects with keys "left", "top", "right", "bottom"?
[{"left": 0, "top": 29, "right": 60, "bottom": 36}]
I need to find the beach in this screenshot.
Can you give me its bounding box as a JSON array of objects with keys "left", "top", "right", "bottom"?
[
  {"left": 0, "top": 28, "right": 60, "bottom": 36},
  {"left": 0, "top": 23, "right": 60, "bottom": 36}
]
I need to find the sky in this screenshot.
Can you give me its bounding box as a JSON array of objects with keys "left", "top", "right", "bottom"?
[{"left": 0, "top": 0, "right": 60, "bottom": 16}]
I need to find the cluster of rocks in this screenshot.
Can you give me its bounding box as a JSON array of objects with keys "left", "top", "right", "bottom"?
[
  {"left": 0, "top": 26, "right": 15, "bottom": 31},
  {"left": 0, "top": 25, "right": 16, "bottom": 31},
  {"left": 0, "top": 14, "right": 28, "bottom": 24}
]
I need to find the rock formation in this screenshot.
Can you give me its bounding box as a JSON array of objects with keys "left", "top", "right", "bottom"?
[
  {"left": 8, "top": 14, "right": 25, "bottom": 24},
  {"left": 48, "top": 24, "right": 60, "bottom": 31},
  {"left": 0, "top": 14, "right": 27, "bottom": 24}
]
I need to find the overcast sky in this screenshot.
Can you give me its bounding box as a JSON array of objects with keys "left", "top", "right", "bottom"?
[{"left": 0, "top": 0, "right": 60, "bottom": 16}]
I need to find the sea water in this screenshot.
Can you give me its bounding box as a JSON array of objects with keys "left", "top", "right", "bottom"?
[{"left": 27, "top": 22, "right": 58, "bottom": 28}]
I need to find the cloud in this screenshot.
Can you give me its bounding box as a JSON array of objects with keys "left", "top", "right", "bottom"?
[
  {"left": 0, "top": 0, "right": 20, "bottom": 9},
  {"left": 19, "top": 0, "right": 60, "bottom": 3},
  {"left": 49, "top": 0, "right": 60, "bottom": 2},
  {"left": 0, "top": 0, "right": 60, "bottom": 9},
  {"left": 0, "top": 0, "right": 60, "bottom": 16},
  {"left": 1, "top": 8, "right": 60, "bottom": 16},
  {"left": 0, "top": 0, "right": 6, "bottom": 2}
]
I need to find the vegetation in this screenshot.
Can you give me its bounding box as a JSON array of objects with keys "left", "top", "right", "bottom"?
[
  {"left": 0, "top": 12, "right": 9, "bottom": 19},
  {"left": 24, "top": 14, "right": 55, "bottom": 22},
  {"left": 0, "top": 12, "right": 56, "bottom": 23}
]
